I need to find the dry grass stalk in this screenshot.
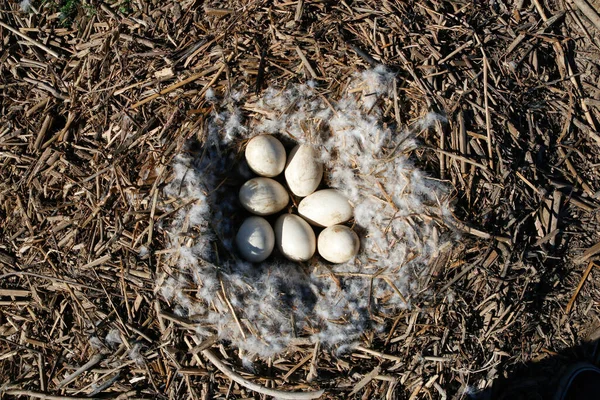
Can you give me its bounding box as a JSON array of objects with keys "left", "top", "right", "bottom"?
[
  {"left": 1, "top": 0, "right": 600, "bottom": 398},
  {"left": 566, "top": 261, "right": 598, "bottom": 314}
]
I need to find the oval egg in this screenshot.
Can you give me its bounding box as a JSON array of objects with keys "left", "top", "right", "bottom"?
[
  {"left": 284, "top": 144, "right": 323, "bottom": 197},
  {"left": 239, "top": 177, "right": 289, "bottom": 215},
  {"left": 298, "top": 189, "right": 353, "bottom": 227},
  {"left": 317, "top": 225, "right": 360, "bottom": 263},
  {"left": 236, "top": 217, "right": 275, "bottom": 262},
  {"left": 245, "top": 135, "right": 286, "bottom": 177},
  {"left": 274, "top": 214, "right": 316, "bottom": 261}
]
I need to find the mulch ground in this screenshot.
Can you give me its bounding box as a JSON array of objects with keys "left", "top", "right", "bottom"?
[{"left": 1, "top": 0, "right": 600, "bottom": 399}]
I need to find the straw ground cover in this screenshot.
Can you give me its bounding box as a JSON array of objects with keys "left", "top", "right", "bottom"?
[{"left": 1, "top": 0, "right": 600, "bottom": 399}]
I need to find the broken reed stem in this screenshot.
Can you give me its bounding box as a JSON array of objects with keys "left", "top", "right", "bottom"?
[
  {"left": 479, "top": 36, "right": 494, "bottom": 170},
  {"left": 0, "top": 271, "right": 103, "bottom": 292},
  {"left": 0, "top": 22, "right": 61, "bottom": 58},
  {"left": 220, "top": 280, "right": 247, "bottom": 340},
  {"left": 354, "top": 345, "right": 403, "bottom": 363},
  {"left": 571, "top": 0, "right": 600, "bottom": 33},
  {"left": 439, "top": 119, "right": 446, "bottom": 179},
  {"left": 566, "top": 261, "right": 597, "bottom": 314},
  {"left": 428, "top": 147, "right": 491, "bottom": 172},
  {"left": 382, "top": 276, "right": 409, "bottom": 306},
  {"left": 58, "top": 354, "right": 104, "bottom": 388},
  {"left": 283, "top": 353, "right": 313, "bottom": 381},
  {"left": 574, "top": 241, "right": 600, "bottom": 264},
  {"left": 132, "top": 61, "right": 228, "bottom": 108},
  {"left": 295, "top": 46, "right": 318, "bottom": 79},
  {"left": 201, "top": 348, "right": 325, "bottom": 399},
  {"left": 444, "top": 216, "right": 512, "bottom": 245},
  {"left": 1, "top": 391, "right": 100, "bottom": 400},
  {"left": 557, "top": 147, "right": 595, "bottom": 197}
]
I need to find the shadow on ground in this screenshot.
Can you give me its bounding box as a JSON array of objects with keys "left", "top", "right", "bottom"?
[{"left": 475, "top": 338, "right": 600, "bottom": 400}]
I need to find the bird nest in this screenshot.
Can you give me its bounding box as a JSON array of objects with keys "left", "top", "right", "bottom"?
[{"left": 157, "top": 66, "right": 455, "bottom": 359}]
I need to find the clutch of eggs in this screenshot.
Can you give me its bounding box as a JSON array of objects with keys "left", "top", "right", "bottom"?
[{"left": 237, "top": 135, "right": 359, "bottom": 263}]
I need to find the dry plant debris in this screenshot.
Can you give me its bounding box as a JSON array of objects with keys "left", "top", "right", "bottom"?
[
  {"left": 158, "top": 66, "right": 454, "bottom": 360},
  {"left": 1, "top": 0, "right": 600, "bottom": 399}
]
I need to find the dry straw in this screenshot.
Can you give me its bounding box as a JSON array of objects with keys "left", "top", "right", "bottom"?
[{"left": 158, "top": 67, "right": 455, "bottom": 359}]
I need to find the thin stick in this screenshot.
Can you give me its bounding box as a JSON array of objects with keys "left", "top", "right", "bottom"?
[
  {"left": 0, "top": 22, "right": 61, "bottom": 58},
  {"left": 574, "top": 241, "right": 600, "bottom": 264},
  {"left": 440, "top": 263, "right": 478, "bottom": 292},
  {"left": 458, "top": 111, "right": 467, "bottom": 174},
  {"left": 220, "top": 281, "right": 247, "bottom": 340},
  {"left": 515, "top": 171, "right": 545, "bottom": 196},
  {"left": 557, "top": 147, "right": 595, "bottom": 197},
  {"left": 439, "top": 119, "right": 446, "bottom": 179},
  {"left": 295, "top": 46, "right": 318, "bottom": 79},
  {"left": 350, "top": 366, "right": 381, "bottom": 395},
  {"left": 132, "top": 62, "right": 227, "bottom": 108},
  {"left": 283, "top": 353, "right": 313, "bottom": 381},
  {"left": 444, "top": 216, "right": 512, "bottom": 244},
  {"left": 201, "top": 348, "right": 325, "bottom": 399},
  {"left": 0, "top": 272, "right": 103, "bottom": 292},
  {"left": 1, "top": 391, "right": 101, "bottom": 400},
  {"left": 428, "top": 147, "right": 491, "bottom": 172},
  {"left": 354, "top": 345, "right": 403, "bottom": 363},
  {"left": 393, "top": 78, "right": 401, "bottom": 125},
  {"left": 58, "top": 354, "right": 104, "bottom": 388},
  {"left": 479, "top": 37, "right": 494, "bottom": 169},
  {"left": 566, "top": 261, "right": 596, "bottom": 314},
  {"left": 382, "top": 276, "right": 409, "bottom": 306},
  {"left": 571, "top": 0, "right": 600, "bottom": 33}
]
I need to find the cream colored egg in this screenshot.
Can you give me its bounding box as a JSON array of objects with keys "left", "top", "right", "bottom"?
[
  {"left": 317, "top": 225, "right": 360, "bottom": 263},
  {"left": 245, "top": 135, "right": 286, "bottom": 177},
  {"left": 298, "top": 189, "right": 353, "bottom": 227},
  {"left": 274, "top": 214, "right": 316, "bottom": 261},
  {"left": 236, "top": 217, "right": 275, "bottom": 262},
  {"left": 239, "top": 178, "right": 289, "bottom": 215},
  {"left": 284, "top": 144, "right": 323, "bottom": 197}
]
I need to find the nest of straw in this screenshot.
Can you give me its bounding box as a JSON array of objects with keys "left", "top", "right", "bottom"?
[
  {"left": 158, "top": 67, "right": 456, "bottom": 361},
  {"left": 3, "top": 0, "right": 600, "bottom": 398}
]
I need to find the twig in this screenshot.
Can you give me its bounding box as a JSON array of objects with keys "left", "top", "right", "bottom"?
[
  {"left": 354, "top": 345, "right": 403, "bottom": 363},
  {"left": 201, "top": 348, "right": 325, "bottom": 399},
  {"left": 566, "top": 261, "right": 597, "bottom": 314},
  {"left": 557, "top": 147, "right": 595, "bottom": 197},
  {"left": 158, "top": 311, "right": 200, "bottom": 330},
  {"left": 22, "top": 78, "right": 68, "bottom": 100},
  {"left": 58, "top": 354, "right": 104, "bottom": 388},
  {"left": 0, "top": 272, "right": 103, "bottom": 292},
  {"left": 574, "top": 241, "right": 600, "bottom": 264},
  {"left": 1, "top": 391, "right": 101, "bottom": 400},
  {"left": 132, "top": 62, "right": 228, "bottom": 108},
  {"left": 571, "top": 0, "right": 600, "bottom": 33},
  {"left": 295, "top": 46, "right": 318, "bottom": 79},
  {"left": 0, "top": 22, "right": 61, "bottom": 58},
  {"left": 283, "top": 353, "right": 313, "bottom": 381},
  {"left": 458, "top": 110, "right": 467, "bottom": 173},
  {"left": 350, "top": 366, "right": 381, "bottom": 395},
  {"left": 439, "top": 263, "right": 478, "bottom": 292},
  {"left": 427, "top": 147, "right": 492, "bottom": 173},
  {"left": 444, "top": 216, "right": 512, "bottom": 244},
  {"left": 476, "top": 34, "right": 494, "bottom": 169},
  {"left": 220, "top": 280, "right": 246, "bottom": 340},
  {"left": 382, "top": 276, "right": 409, "bottom": 306}
]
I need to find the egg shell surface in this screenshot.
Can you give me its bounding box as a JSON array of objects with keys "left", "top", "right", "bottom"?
[
  {"left": 239, "top": 177, "right": 289, "bottom": 215},
  {"left": 284, "top": 144, "right": 323, "bottom": 197},
  {"left": 298, "top": 189, "right": 353, "bottom": 227},
  {"left": 236, "top": 217, "right": 275, "bottom": 262},
  {"left": 245, "top": 135, "right": 287, "bottom": 177},
  {"left": 317, "top": 225, "right": 360, "bottom": 263},
  {"left": 274, "top": 214, "right": 316, "bottom": 261}
]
